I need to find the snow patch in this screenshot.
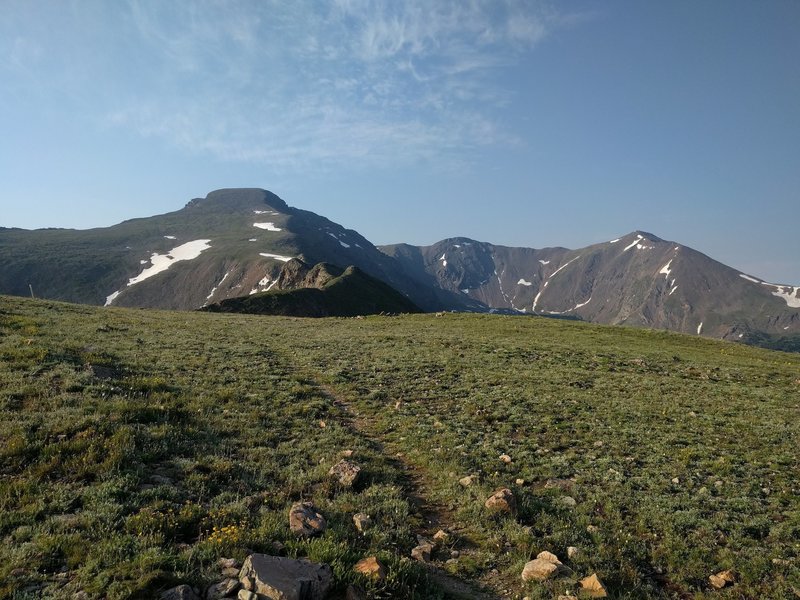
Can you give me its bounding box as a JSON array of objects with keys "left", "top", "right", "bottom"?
[
  {"left": 659, "top": 260, "right": 672, "bottom": 277},
  {"left": 139, "top": 259, "right": 148, "bottom": 265},
  {"left": 768, "top": 285, "right": 800, "bottom": 308},
  {"left": 248, "top": 238, "right": 257, "bottom": 242},
  {"left": 339, "top": 241, "right": 351, "bottom": 248},
  {"left": 253, "top": 210, "right": 277, "bottom": 215},
  {"left": 609, "top": 238, "right": 620, "bottom": 244},
  {"left": 205, "top": 271, "right": 231, "bottom": 302},
  {"left": 254, "top": 222, "right": 282, "bottom": 231},
  {"left": 623, "top": 235, "right": 643, "bottom": 251},
  {"left": 539, "top": 260, "right": 550, "bottom": 265},
  {"left": 440, "top": 253, "right": 447, "bottom": 267},
  {"left": 739, "top": 273, "right": 760, "bottom": 283},
  {"left": 454, "top": 244, "right": 461, "bottom": 248},
  {"left": 105, "top": 239, "right": 212, "bottom": 306},
  {"left": 259, "top": 252, "right": 293, "bottom": 262},
  {"left": 669, "top": 285, "right": 678, "bottom": 296},
  {"left": 461, "top": 289, "right": 470, "bottom": 294},
  {"left": 517, "top": 279, "right": 533, "bottom": 286},
  {"left": 550, "top": 255, "right": 581, "bottom": 278},
  {"left": 697, "top": 322, "right": 703, "bottom": 335},
  {"left": 574, "top": 297, "right": 592, "bottom": 310},
  {"left": 164, "top": 235, "right": 176, "bottom": 240}
]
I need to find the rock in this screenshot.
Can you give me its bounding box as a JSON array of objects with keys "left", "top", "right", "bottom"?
[
  {"left": 450, "top": 550, "right": 460, "bottom": 558},
  {"left": 219, "top": 558, "right": 240, "bottom": 570},
  {"left": 289, "top": 501, "right": 327, "bottom": 537},
  {"left": 354, "top": 556, "right": 386, "bottom": 581},
  {"left": 500, "top": 453, "right": 512, "bottom": 464},
  {"left": 484, "top": 488, "right": 516, "bottom": 513},
  {"left": 521, "top": 559, "right": 559, "bottom": 582},
  {"left": 567, "top": 546, "right": 580, "bottom": 559},
  {"left": 238, "top": 554, "right": 332, "bottom": 600},
  {"left": 586, "top": 525, "right": 599, "bottom": 534},
  {"left": 341, "top": 449, "right": 354, "bottom": 457},
  {"left": 160, "top": 585, "right": 201, "bottom": 600},
  {"left": 206, "top": 578, "right": 240, "bottom": 600},
  {"left": 579, "top": 573, "right": 608, "bottom": 598},
  {"left": 411, "top": 541, "right": 434, "bottom": 562},
  {"left": 537, "top": 551, "right": 562, "bottom": 565},
  {"left": 709, "top": 570, "right": 736, "bottom": 589},
  {"left": 222, "top": 567, "right": 240, "bottom": 578},
  {"left": 515, "top": 478, "right": 525, "bottom": 486},
  {"left": 237, "top": 591, "right": 257, "bottom": 600},
  {"left": 671, "top": 477, "right": 680, "bottom": 484},
  {"left": 544, "top": 478, "right": 575, "bottom": 492},
  {"left": 352, "top": 513, "right": 372, "bottom": 532},
  {"left": 329, "top": 460, "right": 361, "bottom": 487},
  {"left": 433, "top": 529, "right": 449, "bottom": 544},
  {"left": 271, "top": 541, "right": 286, "bottom": 554},
  {"left": 459, "top": 475, "right": 474, "bottom": 487}
]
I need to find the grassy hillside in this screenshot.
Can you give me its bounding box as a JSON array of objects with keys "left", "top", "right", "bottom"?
[{"left": 1, "top": 295, "right": 798, "bottom": 599}]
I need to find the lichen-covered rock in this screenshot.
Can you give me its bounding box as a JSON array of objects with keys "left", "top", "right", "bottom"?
[
  {"left": 238, "top": 554, "right": 332, "bottom": 600},
  {"left": 328, "top": 459, "right": 361, "bottom": 487}
]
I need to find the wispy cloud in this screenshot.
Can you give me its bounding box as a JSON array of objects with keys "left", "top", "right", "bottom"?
[{"left": 96, "top": 1, "right": 581, "bottom": 171}]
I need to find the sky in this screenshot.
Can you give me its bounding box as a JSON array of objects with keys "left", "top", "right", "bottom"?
[{"left": 1, "top": 0, "right": 798, "bottom": 283}]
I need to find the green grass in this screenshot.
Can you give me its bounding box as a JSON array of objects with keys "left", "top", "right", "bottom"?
[{"left": 1, "top": 296, "right": 799, "bottom": 599}]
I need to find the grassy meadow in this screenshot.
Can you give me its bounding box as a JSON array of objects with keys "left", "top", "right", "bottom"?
[{"left": 1, "top": 295, "right": 798, "bottom": 599}]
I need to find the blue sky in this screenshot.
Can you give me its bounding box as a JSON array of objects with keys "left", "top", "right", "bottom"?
[{"left": 1, "top": 1, "right": 798, "bottom": 283}]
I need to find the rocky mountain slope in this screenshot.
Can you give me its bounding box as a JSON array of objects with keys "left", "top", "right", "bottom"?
[
  {"left": 381, "top": 232, "right": 800, "bottom": 342},
  {"left": 1, "top": 188, "right": 798, "bottom": 346},
  {"left": 203, "top": 261, "right": 421, "bottom": 317}
]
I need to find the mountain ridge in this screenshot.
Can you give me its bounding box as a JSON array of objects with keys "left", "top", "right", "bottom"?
[{"left": 1, "top": 188, "right": 797, "bottom": 348}]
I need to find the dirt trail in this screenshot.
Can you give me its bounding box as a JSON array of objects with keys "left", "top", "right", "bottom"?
[{"left": 312, "top": 380, "right": 503, "bottom": 600}]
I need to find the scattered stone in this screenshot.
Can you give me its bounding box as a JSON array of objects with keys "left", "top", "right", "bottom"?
[
  {"left": 341, "top": 449, "right": 354, "bottom": 457},
  {"left": 318, "top": 420, "right": 326, "bottom": 428},
  {"left": 560, "top": 496, "right": 577, "bottom": 508},
  {"left": 237, "top": 591, "right": 257, "bottom": 600},
  {"left": 411, "top": 539, "right": 434, "bottom": 562},
  {"left": 544, "top": 478, "right": 575, "bottom": 491},
  {"left": 352, "top": 513, "right": 372, "bottom": 533},
  {"left": 433, "top": 529, "right": 449, "bottom": 544},
  {"left": 500, "top": 453, "right": 512, "bottom": 464},
  {"left": 708, "top": 570, "right": 736, "bottom": 589},
  {"left": 567, "top": 546, "right": 580, "bottom": 559},
  {"left": 238, "top": 554, "right": 332, "bottom": 600},
  {"left": 586, "top": 525, "right": 599, "bottom": 534},
  {"left": 354, "top": 556, "right": 387, "bottom": 581},
  {"left": 579, "top": 573, "right": 608, "bottom": 598},
  {"left": 671, "top": 477, "right": 680, "bottom": 484},
  {"left": 289, "top": 501, "right": 327, "bottom": 537},
  {"left": 459, "top": 475, "right": 474, "bottom": 487},
  {"left": 450, "top": 550, "right": 460, "bottom": 558},
  {"left": 329, "top": 459, "right": 361, "bottom": 487},
  {"left": 219, "top": 558, "right": 240, "bottom": 570},
  {"left": 160, "top": 585, "right": 200, "bottom": 600},
  {"left": 206, "top": 578, "right": 240, "bottom": 600},
  {"left": 521, "top": 559, "right": 559, "bottom": 582},
  {"left": 484, "top": 488, "right": 516, "bottom": 513},
  {"left": 515, "top": 478, "right": 525, "bottom": 486},
  {"left": 593, "top": 441, "right": 604, "bottom": 447}
]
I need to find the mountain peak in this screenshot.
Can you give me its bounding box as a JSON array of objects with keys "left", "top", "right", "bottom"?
[{"left": 184, "top": 188, "right": 289, "bottom": 213}]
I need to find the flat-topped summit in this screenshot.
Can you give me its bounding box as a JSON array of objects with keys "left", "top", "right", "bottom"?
[{"left": 185, "top": 188, "right": 289, "bottom": 213}]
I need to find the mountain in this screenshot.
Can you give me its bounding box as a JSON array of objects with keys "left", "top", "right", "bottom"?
[
  {"left": 1, "top": 188, "right": 798, "bottom": 347},
  {"left": 0, "top": 189, "right": 474, "bottom": 312},
  {"left": 202, "top": 261, "right": 421, "bottom": 317},
  {"left": 380, "top": 231, "right": 800, "bottom": 342}
]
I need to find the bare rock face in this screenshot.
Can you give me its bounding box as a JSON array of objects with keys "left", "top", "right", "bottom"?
[
  {"left": 484, "top": 488, "right": 516, "bottom": 513},
  {"left": 289, "top": 501, "right": 327, "bottom": 537},
  {"left": 238, "top": 554, "right": 332, "bottom": 600},
  {"left": 329, "top": 460, "right": 361, "bottom": 487}
]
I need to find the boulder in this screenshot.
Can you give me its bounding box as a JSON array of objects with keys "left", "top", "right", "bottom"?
[
  {"left": 352, "top": 513, "right": 372, "bottom": 533},
  {"left": 238, "top": 554, "right": 332, "bottom": 600},
  {"left": 484, "top": 488, "right": 516, "bottom": 513},
  {"left": 206, "top": 578, "right": 239, "bottom": 599},
  {"left": 521, "top": 559, "right": 559, "bottom": 582},
  {"left": 329, "top": 460, "right": 361, "bottom": 487},
  {"left": 289, "top": 501, "right": 327, "bottom": 537},
  {"left": 579, "top": 573, "right": 608, "bottom": 598},
  {"left": 160, "top": 586, "right": 200, "bottom": 600},
  {"left": 354, "top": 556, "right": 387, "bottom": 581}
]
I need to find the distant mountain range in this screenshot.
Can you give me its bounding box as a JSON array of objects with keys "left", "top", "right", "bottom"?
[{"left": 1, "top": 188, "right": 798, "bottom": 349}]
